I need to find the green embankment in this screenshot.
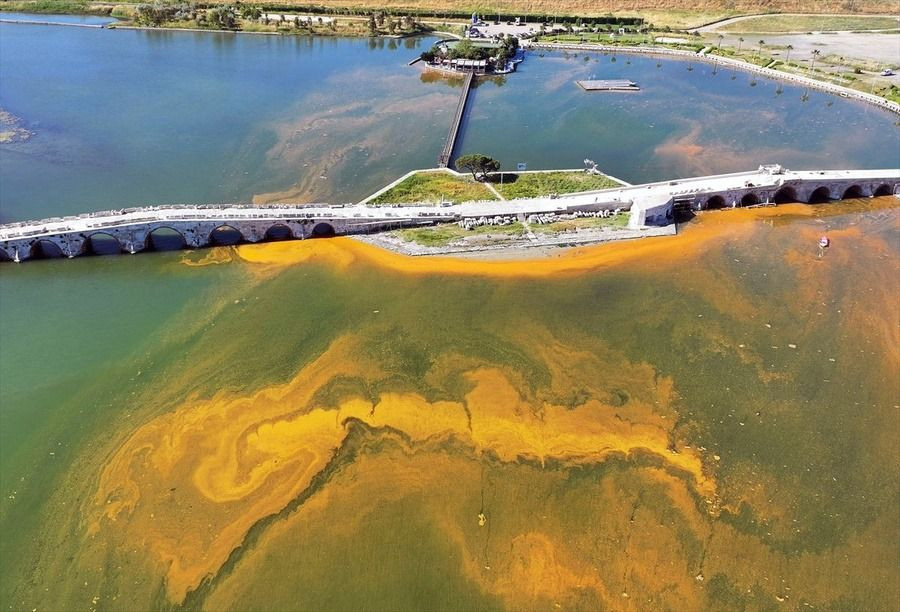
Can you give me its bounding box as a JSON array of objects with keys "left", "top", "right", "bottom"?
[
  {"left": 395, "top": 222, "right": 525, "bottom": 246},
  {"left": 0, "top": 0, "right": 110, "bottom": 14},
  {"left": 493, "top": 171, "right": 622, "bottom": 199},
  {"left": 369, "top": 171, "right": 497, "bottom": 205},
  {"left": 531, "top": 214, "right": 628, "bottom": 234}
]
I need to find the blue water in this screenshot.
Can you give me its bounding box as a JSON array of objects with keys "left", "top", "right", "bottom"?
[
  {"left": 2, "top": 22, "right": 898, "bottom": 225},
  {"left": 456, "top": 49, "right": 900, "bottom": 183},
  {"left": 0, "top": 23, "right": 450, "bottom": 221}
]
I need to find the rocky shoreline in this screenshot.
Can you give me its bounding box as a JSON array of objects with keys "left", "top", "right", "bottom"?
[{"left": 354, "top": 224, "right": 677, "bottom": 258}]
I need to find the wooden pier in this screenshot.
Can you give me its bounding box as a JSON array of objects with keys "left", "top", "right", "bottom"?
[
  {"left": 438, "top": 72, "right": 474, "bottom": 168},
  {"left": 576, "top": 79, "right": 640, "bottom": 92}
]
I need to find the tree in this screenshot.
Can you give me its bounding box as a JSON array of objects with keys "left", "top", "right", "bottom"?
[
  {"left": 756, "top": 39, "right": 765, "bottom": 58},
  {"left": 136, "top": 4, "right": 177, "bottom": 27},
  {"left": 737, "top": 36, "right": 744, "bottom": 52},
  {"left": 811, "top": 48, "right": 821, "bottom": 71},
  {"left": 367, "top": 14, "right": 376, "bottom": 34},
  {"left": 785, "top": 44, "right": 793, "bottom": 63},
  {"left": 420, "top": 45, "right": 438, "bottom": 62},
  {"left": 716, "top": 34, "right": 724, "bottom": 50},
  {"left": 207, "top": 7, "right": 237, "bottom": 29},
  {"left": 239, "top": 5, "right": 261, "bottom": 20},
  {"left": 455, "top": 154, "right": 500, "bottom": 181}
]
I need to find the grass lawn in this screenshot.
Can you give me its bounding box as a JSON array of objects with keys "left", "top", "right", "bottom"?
[
  {"left": 531, "top": 214, "right": 628, "bottom": 234},
  {"left": 1, "top": 0, "right": 111, "bottom": 14},
  {"left": 395, "top": 222, "right": 525, "bottom": 247},
  {"left": 718, "top": 15, "right": 899, "bottom": 33},
  {"left": 493, "top": 171, "right": 622, "bottom": 199},
  {"left": 369, "top": 171, "right": 497, "bottom": 205}
]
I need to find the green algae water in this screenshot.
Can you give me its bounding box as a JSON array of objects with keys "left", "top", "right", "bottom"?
[
  {"left": 2, "top": 201, "right": 898, "bottom": 610},
  {"left": 1, "top": 18, "right": 899, "bottom": 612}
]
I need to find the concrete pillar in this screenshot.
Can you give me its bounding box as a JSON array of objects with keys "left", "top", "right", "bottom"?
[
  {"left": 62, "top": 237, "right": 84, "bottom": 258},
  {"left": 123, "top": 230, "right": 142, "bottom": 253},
  {"left": 240, "top": 223, "right": 265, "bottom": 243}
]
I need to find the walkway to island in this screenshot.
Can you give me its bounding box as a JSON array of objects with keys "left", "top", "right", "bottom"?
[
  {"left": 437, "top": 72, "right": 475, "bottom": 168},
  {"left": 1, "top": 166, "right": 896, "bottom": 262}
]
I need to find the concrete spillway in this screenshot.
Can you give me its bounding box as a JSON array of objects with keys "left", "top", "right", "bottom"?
[{"left": 438, "top": 72, "right": 474, "bottom": 168}]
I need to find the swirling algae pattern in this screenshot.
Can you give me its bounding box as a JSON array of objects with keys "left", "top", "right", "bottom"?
[
  {"left": 91, "top": 329, "right": 713, "bottom": 603},
  {"left": 83, "top": 201, "right": 898, "bottom": 609}
]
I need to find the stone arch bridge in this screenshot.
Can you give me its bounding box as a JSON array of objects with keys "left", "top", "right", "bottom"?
[
  {"left": 628, "top": 167, "right": 899, "bottom": 226},
  {"left": 1, "top": 167, "right": 897, "bottom": 262},
  {"left": 0, "top": 205, "right": 455, "bottom": 262}
]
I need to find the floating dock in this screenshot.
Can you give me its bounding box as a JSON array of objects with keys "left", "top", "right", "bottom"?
[{"left": 576, "top": 79, "right": 640, "bottom": 92}]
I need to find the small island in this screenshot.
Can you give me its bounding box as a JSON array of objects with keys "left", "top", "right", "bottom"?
[{"left": 420, "top": 36, "right": 522, "bottom": 75}]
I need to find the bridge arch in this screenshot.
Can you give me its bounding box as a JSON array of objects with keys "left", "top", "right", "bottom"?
[
  {"left": 772, "top": 186, "right": 798, "bottom": 204},
  {"left": 30, "top": 240, "right": 65, "bottom": 259},
  {"left": 840, "top": 184, "right": 864, "bottom": 199},
  {"left": 84, "top": 232, "right": 123, "bottom": 256},
  {"left": 311, "top": 222, "right": 336, "bottom": 238},
  {"left": 0, "top": 247, "right": 11, "bottom": 262},
  {"left": 264, "top": 224, "right": 294, "bottom": 241},
  {"left": 872, "top": 183, "right": 893, "bottom": 197},
  {"left": 147, "top": 227, "right": 187, "bottom": 251},
  {"left": 740, "top": 192, "right": 760, "bottom": 207},
  {"left": 807, "top": 186, "right": 832, "bottom": 203},
  {"left": 209, "top": 224, "right": 245, "bottom": 246},
  {"left": 704, "top": 195, "right": 725, "bottom": 210}
]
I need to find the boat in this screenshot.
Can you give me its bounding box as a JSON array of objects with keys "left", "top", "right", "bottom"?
[{"left": 819, "top": 236, "right": 830, "bottom": 248}]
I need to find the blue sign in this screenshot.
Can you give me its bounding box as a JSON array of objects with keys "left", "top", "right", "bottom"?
[{"left": 517, "top": 162, "right": 527, "bottom": 171}]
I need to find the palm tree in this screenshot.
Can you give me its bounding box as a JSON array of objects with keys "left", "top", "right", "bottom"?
[
  {"left": 716, "top": 34, "right": 724, "bottom": 50},
  {"left": 756, "top": 39, "right": 765, "bottom": 58},
  {"left": 737, "top": 37, "right": 744, "bottom": 52},
  {"left": 810, "top": 49, "right": 821, "bottom": 72},
  {"left": 785, "top": 44, "right": 793, "bottom": 64}
]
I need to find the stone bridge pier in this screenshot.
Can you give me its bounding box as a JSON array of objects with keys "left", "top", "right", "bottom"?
[
  {"left": 691, "top": 178, "right": 897, "bottom": 211},
  {"left": 0, "top": 214, "right": 436, "bottom": 262}
]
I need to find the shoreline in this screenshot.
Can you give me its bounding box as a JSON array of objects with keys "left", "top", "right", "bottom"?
[
  {"left": 528, "top": 41, "right": 900, "bottom": 115},
  {"left": 3, "top": 13, "right": 897, "bottom": 109}
]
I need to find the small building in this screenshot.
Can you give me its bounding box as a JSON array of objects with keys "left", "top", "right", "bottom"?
[{"left": 449, "top": 58, "right": 488, "bottom": 74}]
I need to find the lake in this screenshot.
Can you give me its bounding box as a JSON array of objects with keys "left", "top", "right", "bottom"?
[{"left": 1, "top": 19, "right": 898, "bottom": 611}]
